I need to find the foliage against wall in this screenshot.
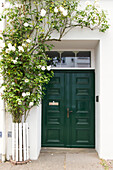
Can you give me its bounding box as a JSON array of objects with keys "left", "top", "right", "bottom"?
[{"left": 0, "top": 0, "right": 109, "bottom": 122}]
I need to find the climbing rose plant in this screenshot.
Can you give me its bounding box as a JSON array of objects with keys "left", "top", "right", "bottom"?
[{"left": 0, "top": 0, "right": 109, "bottom": 123}]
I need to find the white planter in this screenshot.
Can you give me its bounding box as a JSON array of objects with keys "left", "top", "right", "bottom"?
[{"left": 12, "top": 123, "right": 30, "bottom": 162}]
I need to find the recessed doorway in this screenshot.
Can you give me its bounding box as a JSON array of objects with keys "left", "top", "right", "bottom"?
[{"left": 42, "top": 70, "right": 95, "bottom": 148}]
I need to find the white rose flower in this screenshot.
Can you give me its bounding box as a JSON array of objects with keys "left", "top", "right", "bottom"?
[
  {"left": 83, "top": 17, "right": 87, "bottom": 22},
  {"left": 26, "top": 92, "right": 30, "bottom": 96},
  {"left": 3, "top": 10, "right": 8, "bottom": 15},
  {"left": 2, "top": 86, "right": 5, "bottom": 91},
  {"left": 22, "top": 92, "right": 26, "bottom": 97},
  {"left": 5, "top": 2, "right": 10, "bottom": 8},
  {"left": 6, "top": 48, "right": 10, "bottom": 53},
  {"left": 17, "top": 98, "right": 21, "bottom": 101},
  {"left": 8, "top": 43, "right": 12, "bottom": 48},
  {"left": 59, "top": 6, "right": 64, "bottom": 12},
  {"left": 97, "top": 8, "right": 101, "bottom": 12},
  {"left": 37, "top": 65, "right": 41, "bottom": 69},
  {"left": 15, "top": 4, "right": 19, "bottom": 7},
  {"left": 18, "top": 99, "right": 22, "bottom": 105},
  {"left": 29, "top": 24, "right": 33, "bottom": 27},
  {"left": 22, "top": 43, "right": 26, "bottom": 47},
  {"left": 18, "top": 46, "right": 24, "bottom": 52},
  {"left": 0, "top": 86, "right": 5, "bottom": 92},
  {"left": 21, "top": 14, "right": 24, "bottom": 18},
  {"left": 29, "top": 102, "right": 34, "bottom": 107},
  {"left": 47, "top": 66, "right": 51, "bottom": 71},
  {"left": 26, "top": 39, "right": 31, "bottom": 43},
  {"left": 63, "top": 9, "right": 68, "bottom": 16},
  {"left": 11, "top": 46, "right": 15, "bottom": 51},
  {"left": 12, "top": 60, "right": 17, "bottom": 64},
  {"left": 77, "top": 5, "right": 82, "bottom": 11},
  {"left": 0, "top": 55, "right": 2, "bottom": 60},
  {"left": 54, "top": 7, "right": 58, "bottom": 13},
  {"left": 7, "top": 44, "right": 15, "bottom": 51},
  {"left": 15, "top": 4, "right": 23, "bottom": 8},
  {"left": 95, "top": 2, "right": 100, "bottom": 7},
  {"left": 18, "top": 102, "right": 21, "bottom": 105},
  {"left": 8, "top": 47, "right": 12, "bottom": 51},
  {"left": 40, "top": 9, "right": 46, "bottom": 17},
  {"left": 85, "top": 1, "right": 91, "bottom": 5},
  {"left": 25, "top": 79, "right": 29, "bottom": 83},
  {"left": 41, "top": 66, "right": 46, "bottom": 71},
  {"left": 24, "top": 22, "right": 29, "bottom": 27},
  {"left": 0, "top": 43, "right": 5, "bottom": 48},
  {"left": 0, "top": 78, "right": 3, "bottom": 85}
]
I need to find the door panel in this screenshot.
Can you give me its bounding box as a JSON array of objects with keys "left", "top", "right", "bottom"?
[
  {"left": 70, "top": 72, "right": 95, "bottom": 147},
  {"left": 42, "top": 72, "right": 65, "bottom": 146},
  {"left": 42, "top": 70, "right": 95, "bottom": 148}
]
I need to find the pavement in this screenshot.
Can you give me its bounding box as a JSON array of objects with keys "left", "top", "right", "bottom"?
[{"left": 0, "top": 148, "right": 113, "bottom": 170}]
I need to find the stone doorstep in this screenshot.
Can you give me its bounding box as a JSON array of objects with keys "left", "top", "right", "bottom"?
[
  {"left": 41, "top": 147, "right": 96, "bottom": 154},
  {"left": 10, "top": 159, "right": 31, "bottom": 165}
]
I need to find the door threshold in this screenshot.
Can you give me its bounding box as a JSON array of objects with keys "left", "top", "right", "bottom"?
[{"left": 41, "top": 147, "right": 96, "bottom": 154}]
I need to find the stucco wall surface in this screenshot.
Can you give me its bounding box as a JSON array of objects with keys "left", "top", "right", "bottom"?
[
  {"left": 0, "top": 3, "right": 5, "bottom": 159},
  {"left": 50, "top": 0, "right": 113, "bottom": 159},
  {"left": 27, "top": 105, "right": 42, "bottom": 160},
  {"left": 44, "top": 0, "right": 113, "bottom": 160},
  {"left": 1, "top": 0, "right": 113, "bottom": 161}
]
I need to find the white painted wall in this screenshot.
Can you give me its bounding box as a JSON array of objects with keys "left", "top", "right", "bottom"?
[
  {"left": 27, "top": 105, "right": 41, "bottom": 160},
  {"left": 0, "top": 98, "right": 4, "bottom": 157},
  {"left": 98, "top": 0, "right": 113, "bottom": 160},
  {"left": 50, "top": 0, "right": 113, "bottom": 160},
  {"left": 95, "top": 41, "right": 101, "bottom": 155},
  {"left": 99, "top": 1, "right": 113, "bottom": 158},
  {"left": 3, "top": 0, "right": 113, "bottom": 161},
  {"left": 0, "top": 2, "right": 6, "bottom": 161},
  {"left": 6, "top": 113, "right": 12, "bottom": 160}
]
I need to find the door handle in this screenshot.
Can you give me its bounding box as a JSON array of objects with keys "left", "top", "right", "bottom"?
[
  {"left": 67, "top": 108, "right": 73, "bottom": 118},
  {"left": 70, "top": 111, "right": 73, "bottom": 113},
  {"left": 67, "top": 108, "right": 69, "bottom": 118}
]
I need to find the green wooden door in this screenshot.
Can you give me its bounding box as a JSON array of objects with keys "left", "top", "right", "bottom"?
[{"left": 42, "top": 70, "right": 95, "bottom": 148}]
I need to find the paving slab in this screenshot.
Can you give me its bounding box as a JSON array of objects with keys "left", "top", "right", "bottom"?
[
  {"left": 66, "top": 152, "right": 104, "bottom": 170},
  {"left": 0, "top": 148, "right": 112, "bottom": 170}
]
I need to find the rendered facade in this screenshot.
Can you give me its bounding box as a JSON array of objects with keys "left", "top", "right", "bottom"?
[{"left": 0, "top": 0, "right": 113, "bottom": 161}]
